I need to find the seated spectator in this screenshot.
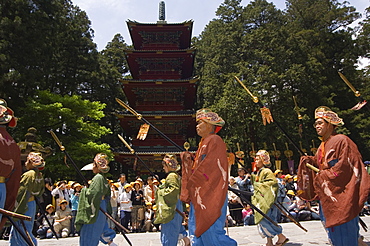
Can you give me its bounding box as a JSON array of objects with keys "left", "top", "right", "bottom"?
[
  {"left": 53, "top": 200, "right": 72, "bottom": 238},
  {"left": 242, "top": 204, "right": 255, "bottom": 226},
  {"left": 141, "top": 202, "right": 156, "bottom": 232},
  {"left": 37, "top": 204, "right": 55, "bottom": 239}
]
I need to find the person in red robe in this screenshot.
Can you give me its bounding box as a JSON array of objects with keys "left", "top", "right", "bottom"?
[
  {"left": 297, "top": 106, "right": 370, "bottom": 246},
  {"left": 180, "top": 108, "right": 236, "bottom": 246},
  {"left": 0, "top": 99, "right": 22, "bottom": 230}
]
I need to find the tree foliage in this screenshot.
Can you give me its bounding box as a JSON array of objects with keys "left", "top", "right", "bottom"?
[
  {"left": 15, "top": 90, "right": 112, "bottom": 181},
  {"left": 194, "top": 0, "right": 370, "bottom": 171}
]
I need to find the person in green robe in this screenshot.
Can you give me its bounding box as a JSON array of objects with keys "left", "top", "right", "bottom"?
[
  {"left": 252, "top": 150, "right": 288, "bottom": 246},
  {"left": 154, "top": 154, "right": 189, "bottom": 246},
  {"left": 10, "top": 152, "right": 45, "bottom": 246},
  {"left": 75, "top": 153, "right": 117, "bottom": 246}
]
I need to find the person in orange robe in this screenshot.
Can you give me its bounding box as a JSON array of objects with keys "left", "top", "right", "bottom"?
[
  {"left": 180, "top": 108, "right": 236, "bottom": 246},
  {"left": 297, "top": 106, "right": 370, "bottom": 246},
  {"left": 0, "top": 99, "right": 22, "bottom": 230}
]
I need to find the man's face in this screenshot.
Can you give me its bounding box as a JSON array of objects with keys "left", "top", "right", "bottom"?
[
  {"left": 120, "top": 175, "right": 126, "bottom": 183},
  {"left": 314, "top": 118, "right": 334, "bottom": 137},
  {"left": 196, "top": 120, "right": 213, "bottom": 138}
]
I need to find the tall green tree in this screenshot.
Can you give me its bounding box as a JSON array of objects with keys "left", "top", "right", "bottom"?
[
  {"left": 0, "top": 0, "right": 99, "bottom": 110},
  {"left": 15, "top": 90, "right": 112, "bottom": 181}
]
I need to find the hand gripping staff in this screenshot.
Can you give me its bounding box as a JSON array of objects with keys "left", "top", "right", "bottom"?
[
  {"left": 0, "top": 209, "right": 34, "bottom": 246},
  {"left": 305, "top": 163, "right": 368, "bottom": 232},
  {"left": 115, "top": 100, "right": 279, "bottom": 228},
  {"left": 49, "top": 130, "right": 132, "bottom": 246}
]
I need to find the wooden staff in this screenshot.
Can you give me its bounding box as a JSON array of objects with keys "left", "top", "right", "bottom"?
[
  {"left": 0, "top": 208, "right": 31, "bottom": 221},
  {"left": 116, "top": 98, "right": 185, "bottom": 152},
  {"left": 50, "top": 131, "right": 132, "bottom": 245},
  {"left": 274, "top": 202, "right": 308, "bottom": 232}
]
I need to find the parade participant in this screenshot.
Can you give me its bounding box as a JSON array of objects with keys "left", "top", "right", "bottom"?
[
  {"left": 75, "top": 153, "right": 117, "bottom": 246},
  {"left": 155, "top": 154, "right": 189, "bottom": 246},
  {"left": 297, "top": 106, "right": 370, "bottom": 246},
  {"left": 180, "top": 108, "right": 236, "bottom": 246},
  {"left": 252, "top": 150, "right": 288, "bottom": 246},
  {"left": 0, "top": 99, "right": 22, "bottom": 230},
  {"left": 53, "top": 200, "right": 71, "bottom": 238},
  {"left": 10, "top": 152, "right": 45, "bottom": 246}
]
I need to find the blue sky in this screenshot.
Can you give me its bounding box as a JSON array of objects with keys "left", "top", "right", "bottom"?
[{"left": 71, "top": 0, "right": 369, "bottom": 51}]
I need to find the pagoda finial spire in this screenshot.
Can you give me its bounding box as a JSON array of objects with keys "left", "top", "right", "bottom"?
[{"left": 158, "top": 1, "right": 166, "bottom": 23}]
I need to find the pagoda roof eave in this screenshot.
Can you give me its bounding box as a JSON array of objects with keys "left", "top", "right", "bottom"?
[
  {"left": 124, "top": 48, "right": 195, "bottom": 53},
  {"left": 127, "top": 19, "right": 193, "bottom": 26},
  {"left": 119, "top": 77, "right": 199, "bottom": 83}
]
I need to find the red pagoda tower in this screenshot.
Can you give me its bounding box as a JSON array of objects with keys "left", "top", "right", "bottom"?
[{"left": 114, "top": 1, "right": 197, "bottom": 175}]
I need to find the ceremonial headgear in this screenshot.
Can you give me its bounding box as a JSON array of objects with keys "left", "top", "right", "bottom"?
[
  {"left": 256, "top": 150, "right": 271, "bottom": 167},
  {"left": 93, "top": 153, "right": 110, "bottom": 173},
  {"left": 162, "top": 154, "right": 180, "bottom": 171},
  {"left": 196, "top": 108, "right": 225, "bottom": 133},
  {"left": 0, "top": 99, "right": 17, "bottom": 127},
  {"left": 26, "top": 152, "right": 45, "bottom": 168},
  {"left": 81, "top": 153, "right": 110, "bottom": 173},
  {"left": 314, "top": 106, "right": 344, "bottom": 126}
]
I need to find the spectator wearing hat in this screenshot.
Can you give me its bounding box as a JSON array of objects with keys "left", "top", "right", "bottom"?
[
  {"left": 37, "top": 204, "right": 55, "bottom": 239},
  {"left": 131, "top": 180, "right": 145, "bottom": 233},
  {"left": 180, "top": 109, "right": 236, "bottom": 245},
  {"left": 51, "top": 180, "right": 70, "bottom": 211},
  {"left": 10, "top": 152, "right": 45, "bottom": 246},
  {"left": 119, "top": 183, "right": 133, "bottom": 230},
  {"left": 53, "top": 200, "right": 72, "bottom": 238},
  {"left": 69, "top": 183, "right": 82, "bottom": 236},
  {"left": 0, "top": 99, "right": 22, "bottom": 230},
  {"left": 251, "top": 150, "right": 288, "bottom": 246},
  {"left": 75, "top": 153, "right": 117, "bottom": 246},
  {"left": 284, "top": 174, "right": 296, "bottom": 194},
  {"left": 155, "top": 154, "right": 189, "bottom": 246},
  {"left": 298, "top": 106, "right": 370, "bottom": 246},
  {"left": 108, "top": 182, "right": 119, "bottom": 231}
]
